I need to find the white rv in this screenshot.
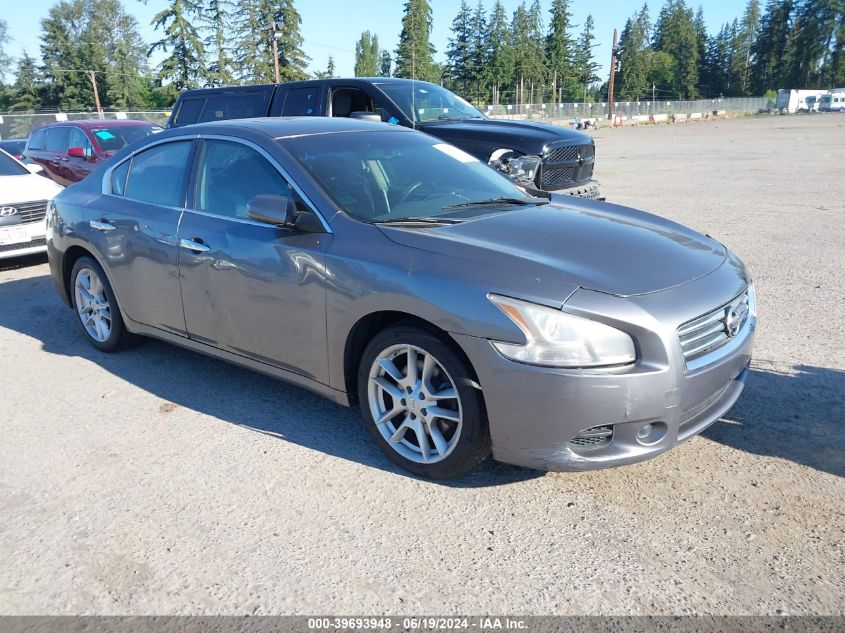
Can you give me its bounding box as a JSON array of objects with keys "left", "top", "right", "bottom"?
[
  {"left": 818, "top": 88, "right": 845, "bottom": 112},
  {"left": 775, "top": 89, "right": 828, "bottom": 113}
]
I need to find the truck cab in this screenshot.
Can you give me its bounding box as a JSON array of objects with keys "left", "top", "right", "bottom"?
[{"left": 167, "top": 78, "right": 601, "bottom": 199}]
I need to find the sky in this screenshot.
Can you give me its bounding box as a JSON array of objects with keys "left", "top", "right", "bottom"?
[{"left": 3, "top": 0, "right": 744, "bottom": 83}]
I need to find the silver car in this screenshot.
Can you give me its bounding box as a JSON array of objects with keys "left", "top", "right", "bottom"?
[{"left": 46, "top": 118, "right": 756, "bottom": 479}]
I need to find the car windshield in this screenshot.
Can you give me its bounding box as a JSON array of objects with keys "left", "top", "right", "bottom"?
[
  {"left": 0, "top": 150, "right": 27, "bottom": 176},
  {"left": 90, "top": 124, "right": 161, "bottom": 152},
  {"left": 376, "top": 82, "right": 486, "bottom": 124},
  {"left": 284, "top": 131, "right": 538, "bottom": 223}
]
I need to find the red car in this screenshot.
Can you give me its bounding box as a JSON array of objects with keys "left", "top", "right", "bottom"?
[{"left": 24, "top": 119, "right": 162, "bottom": 186}]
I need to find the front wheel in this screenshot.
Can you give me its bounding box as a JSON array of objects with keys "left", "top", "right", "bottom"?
[
  {"left": 357, "top": 325, "right": 490, "bottom": 479},
  {"left": 70, "top": 256, "right": 128, "bottom": 352}
]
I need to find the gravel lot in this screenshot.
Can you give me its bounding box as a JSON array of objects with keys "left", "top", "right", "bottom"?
[{"left": 1, "top": 114, "right": 843, "bottom": 616}]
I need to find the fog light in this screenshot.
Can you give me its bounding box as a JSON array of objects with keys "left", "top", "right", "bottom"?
[
  {"left": 635, "top": 421, "right": 667, "bottom": 445},
  {"left": 637, "top": 424, "right": 653, "bottom": 440}
]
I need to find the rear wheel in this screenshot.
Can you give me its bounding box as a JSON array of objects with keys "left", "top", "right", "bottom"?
[
  {"left": 70, "top": 256, "right": 128, "bottom": 352},
  {"left": 357, "top": 324, "right": 490, "bottom": 479}
]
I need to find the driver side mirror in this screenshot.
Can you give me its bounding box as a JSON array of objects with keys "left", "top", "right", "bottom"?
[{"left": 247, "top": 194, "right": 296, "bottom": 226}]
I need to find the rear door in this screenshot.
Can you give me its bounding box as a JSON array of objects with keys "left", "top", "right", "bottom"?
[
  {"left": 23, "top": 127, "right": 49, "bottom": 171},
  {"left": 43, "top": 126, "right": 72, "bottom": 185},
  {"left": 85, "top": 138, "right": 195, "bottom": 335}
]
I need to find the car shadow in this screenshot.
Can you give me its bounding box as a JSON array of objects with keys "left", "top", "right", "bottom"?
[
  {"left": 2, "top": 273, "right": 842, "bottom": 483},
  {"left": 0, "top": 272, "right": 540, "bottom": 488},
  {"left": 702, "top": 361, "right": 845, "bottom": 478}
]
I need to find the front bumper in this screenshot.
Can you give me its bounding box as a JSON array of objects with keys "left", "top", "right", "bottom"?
[
  {"left": 452, "top": 266, "right": 755, "bottom": 472},
  {"left": 0, "top": 220, "right": 47, "bottom": 260}
]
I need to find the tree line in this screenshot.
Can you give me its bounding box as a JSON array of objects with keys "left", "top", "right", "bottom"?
[
  {"left": 0, "top": 0, "right": 843, "bottom": 114},
  {"left": 616, "top": 0, "right": 844, "bottom": 101}
]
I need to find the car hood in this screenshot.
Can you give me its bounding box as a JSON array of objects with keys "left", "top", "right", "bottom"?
[
  {"left": 0, "top": 174, "right": 64, "bottom": 204},
  {"left": 419, "top": 118, "right": 591, "bottom": 155},
  {"left": 378, "top": 198, "right": 728, "bottom": 298}
]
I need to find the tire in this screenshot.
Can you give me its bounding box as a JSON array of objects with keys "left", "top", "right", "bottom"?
[
  {"left": 357, "top": 324, "right": 491, "bottom": 479},
  {"left": 70, "top": 256, "right": 129, "bottom": 352}
]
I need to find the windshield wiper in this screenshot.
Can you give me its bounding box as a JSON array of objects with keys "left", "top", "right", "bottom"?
[
  {"left": 442, "top": 196, "right": 549, "bottom": 211},
  {"left": 373, "top": 216, "right": 465, "bottom": 226}
]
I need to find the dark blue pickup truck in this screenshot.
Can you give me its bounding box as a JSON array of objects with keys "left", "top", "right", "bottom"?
[{"left": 167, "top": 78, "right": 601, "bottom": 198}]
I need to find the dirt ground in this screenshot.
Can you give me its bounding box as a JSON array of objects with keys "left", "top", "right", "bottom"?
[{"left": 1, "top": 114, "right": 843, "bottom": 615}]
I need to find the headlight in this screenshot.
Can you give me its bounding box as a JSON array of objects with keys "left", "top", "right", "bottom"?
[
  {"left": 747, "top": 281, "right": 757, "bottom": 317},
  {"left": 489, "top": 150, "right": 541, "bottom": 186},
  {"left": 488, "top": 294, "right": 636, "bottom": 368}
]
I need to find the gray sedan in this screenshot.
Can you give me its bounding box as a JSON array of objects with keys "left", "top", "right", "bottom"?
[{"left": 46, "top": 118, "right": 755, "bottom": 478}]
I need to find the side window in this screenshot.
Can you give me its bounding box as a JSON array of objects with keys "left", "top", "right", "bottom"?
[
  {"left": 194, "top": 140, "right": 301, "bottom": 220},
  {"left": 198, "top": 93, "right": 268, "bottom": 123},
  {"left": 28, "top": 128, "right": 47, "bottom": 150},
  {"left": 282, "top": 88, "right": 318, "bottom": 116},
  {"left": 330, "top": 88, "right": 393, "bottom": 121},
  {"left": 174, "top": 98, "right": 204, "bottom": 126},
  {"left": 68, "top": 128, "right": 93, "bottom": 156},
  {"left": 45, "top": 127, "right": 71, "bottom": 152},
  {"left": 124, "top": 141, "right": 192, "bottom": 207},
  {"left": 110, "top": 160, "right": 130, "bottom": 196}
]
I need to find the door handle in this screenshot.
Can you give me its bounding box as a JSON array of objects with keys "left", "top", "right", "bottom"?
[
  {"left": 89, "top": 219, "right": 115, "bottom": 232},
  {"left": 179, "top": 238, "right": 210, "bottom": 253}
]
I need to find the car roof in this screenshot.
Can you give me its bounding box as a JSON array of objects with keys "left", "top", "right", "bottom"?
[
  {"left": 33, "top": 119, "right": 159, "bottom": 131},
  {"left": 166, "top": 116, "right": 413, "bottom": 139}
]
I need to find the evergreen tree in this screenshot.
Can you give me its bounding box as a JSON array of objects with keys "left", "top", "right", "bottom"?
[
  {"left": 394, "top": 0, "right": 437, "bottom": 81},
  {"left": 468, "top": 0, "right": 489, "bottom": 101},
  {"left": 574, "top": 15, "right": 601, "bottom": 101},
  {"left": 354, "top": 31, "right": 380, "bottom": 77},
  {"left": 750, "top": 0, "right": 794, "bottom": 93},
  {"left": 511, "top": 1, "right": 545, "bottom": 103},
  {"left": 486, "top": 0, "right": 514, "bottom": 103},
  {"left": 693, "top": 7, "right": 708, "bottom": 92},
  {"left": 0, "top": 20, "right": 12, "bottom": 85},
  {"left": 546, "top": 0, "right": 576, "bottom": 101},
  {"left": 202, "top": 0, "right": 235, "bottom": 86},
  {"left": 314, "top": 55, "right": 336, "bottom": 79},
  {"left": 733, "top": 0, "right": 761, "bottom": 94},
  {"left": 10, "top": 53, "right": 41, "bottom": 112},
  {"left": 233, "top": 0, "right": 308, "bottom": 84},
  {"left": 788, "top": 0, "right": 841, "bottom": 88},
  {"left": 653, "top": 0, "right": 700, "bottom": 98},
  {"left": 616, "top": 5, "right": 651, "bottom": 100},
  {"left": 149, "top": 0, "right": 205, "bottom": 91},
  {"left": 378, "top": 50, "right": 392, "bottom": 77},
  {"left": 446, "top": 0, "right": 473, "bottom": 93}
]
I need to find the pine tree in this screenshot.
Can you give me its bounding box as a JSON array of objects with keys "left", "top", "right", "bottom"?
[
  {"left": 378, "top": 50, "right": 392, "bottom": 77},
  {"left": 355, "top": 31, "right": 380, "bottom": 77},
  {"left": 446, "top": 0, "right": 473, "bottom": 93},
  {"left": 733, "top": 0, "right": 761, "bottom": 94},
  {"left": 486, "top": 0, "right": 514, "bottom": 103},
  {"left": 150, "top": 0, "right": 205, "bottom": 91},
  {"left": 314, "top": 55, "right": 336, "bottom": 79},
  {"left": 693, "top": 7, "right": 708, "bottom": 93},
  {"left": 546, "top": 0, "right": 576, "bottom": 102},
  {"left": 750, "top": 0, "right": 794, "bottom": 94},
  {"left": 394, "top": 0, "right": 437, "bottom": 81},
  {"left": 574, "top": 14, "right": 601, "bottom": 102},
  {"left": 468, "top": 0, "right": 489, "bottom": 102},
  {"left": 0, "top": 20, "right": 12, "bottom": 85},
  {"left": 233, "top": 0, "right": 308, "bottom": 84},
  {"left": 653, "top": 0, "right": 700, "bottom": 98},
  {"left": 789, "top": 0, "right": 841, "bottom": 88},
  {"left": 202, "top": 0, "right": 234, "bottom": 86},
  {"left": 617, "top": 5, "right": 651, "bottom": 100}
]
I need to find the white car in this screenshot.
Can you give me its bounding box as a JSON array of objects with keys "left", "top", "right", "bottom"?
[{"left": 0, "top": 148, "right": 64, "bottom": 260}]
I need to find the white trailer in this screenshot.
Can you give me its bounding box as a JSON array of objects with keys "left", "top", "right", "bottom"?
[
  {"left": 775, "top": 89, "right": 828, "bottom": 113},
  {"left": 818, "top": 88, "right": 845, "bottom": 112}
]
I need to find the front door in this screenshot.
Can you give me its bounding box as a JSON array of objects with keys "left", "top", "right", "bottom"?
[
  {"left": 177, "top": 138, "right": 330, "bottom": 383},
  {"left": 84, "top": 139, "right": 193, "bottom": 335}
]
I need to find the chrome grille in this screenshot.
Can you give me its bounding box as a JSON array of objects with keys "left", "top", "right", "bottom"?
[
  {"left": 678, "top": 290, "right": 750, "bottom": 364},
  {"left": 570, "top": 424, "right": 613, "bottom": 448},
  {"left": 543, "top": 166, "right": 577, "bottom": 187},
  {"left": 547, "top": 145, "right": 579, "bottom": 162},
  {"left": 0, "top": 200, "right": 48, "bottom": 224}
]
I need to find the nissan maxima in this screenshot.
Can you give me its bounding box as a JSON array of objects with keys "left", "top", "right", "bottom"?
[{"left": 46, "top": 118, "right": 756, "bottom": 479}]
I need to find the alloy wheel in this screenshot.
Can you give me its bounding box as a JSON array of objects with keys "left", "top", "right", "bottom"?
[
  {"left": 367, "top": 344, "right": 463, "bottom": 464},
  {"left": 74, "top": 267, "right": 112, "bottom": 343}
]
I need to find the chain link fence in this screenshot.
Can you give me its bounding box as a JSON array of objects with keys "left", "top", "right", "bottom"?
[
  {"left": 0, "top": 111, "right": 169, "bottom": 140},
  {"left": 484, "top": 97, "right": 772, "bottom": 122},
  {"left": 1, "top": 97, "right": 774, "bottom": 139}
]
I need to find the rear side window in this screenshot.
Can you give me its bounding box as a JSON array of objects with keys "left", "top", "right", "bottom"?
[
  {"left": 110, "top": 160, "right": 130, "bottom": 196},
  {"left": 197, "top": 93, "right": 268, "bottom": 123},
  {"left": 174, "top": 98, "right": 204, "bottom": 126},
  {"left": 124, "top": 141, "right": 192, "bottom": 207},
  {"left": 28, "top": 128, "right": 47, "bottom": 150},
  {"left": 282, "top": 88, "right": 319, "bottom": 116},
  {"left": 46, "top": 127, "right": 70, "bottom": 152}
]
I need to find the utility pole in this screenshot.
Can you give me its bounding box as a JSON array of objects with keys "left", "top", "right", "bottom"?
[
  {"left": 88, "top": 70, "right": 103, "bottom": 119},
  {"left": 270, "top": 18, "right": 281, "bottom": 84},
  {"left": 607, "top": 28, "right": 618, "bottom": 121}
]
